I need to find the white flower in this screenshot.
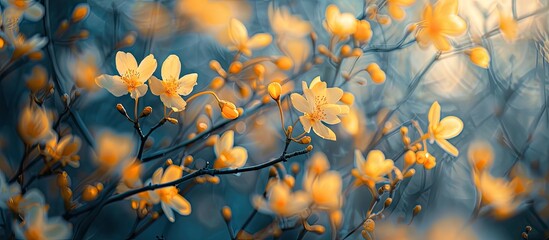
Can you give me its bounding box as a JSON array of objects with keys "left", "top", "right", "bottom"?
[
  {"left": 2, "top": 0, "right": 44, "bottom": 22},
  {"left": 150, "top": 55, "right": 198, "bottom": 112},
  {"left": 13, "top": 205, "right": 72, "bottom": 240},
  {"left": 95, "top": 51, "right": 157, "bottom": 99},
  {"left": 149, "top": 165, "right": 191, "bottom": 222},
  {"left": 0, "top": 170, "right": 20, "bottom": 209}
]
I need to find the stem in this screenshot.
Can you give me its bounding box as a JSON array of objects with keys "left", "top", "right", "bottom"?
[{"left": 185, "top": 90, "right": 222, "bottom": 104}]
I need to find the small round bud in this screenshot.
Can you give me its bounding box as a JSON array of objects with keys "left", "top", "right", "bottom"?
[
  {"left": 209, "top": 60, "right": 222, "bottom": 71},
  {"left": 299, "top": 136, "right": 312, "bottom": 144},
  {"left": 208, "top": 176, "right": 220, "bottom": 184},
  {"left": 116, "top": 104, "right": 127, "bottom": 116},
  {"left": 275, "top": 56, "right": 293, "bottom": 70},
  {"left": 400, "top": 126, "right": 408, "bottom": 135},
  {"left": 404, "top": 169, "right": 416, "bottom": 178},
  {"left": 384, "top": 198, "right": 393, "bottom": 208},
  {"left": 404, "top": 150, "right": 416, "bottom": 167},
  {"left": 525, "top": 226, "right": 532, "bottom": 232},
  {"left": 340, "top": 92, "right": 355, "bottom": 105},
  {"left": 183, "top": 155, "right": 194, "bottom": 166},
  {"left": 166, "top": 117, "right": 179, "bottom": 124},
  {"left": 71, "top": 3, "right": 90, "bottom": 22},
  {"left": 210, "top": 77, "right": 225, "bottom": 89},
  {"left": 340, "top": 45, "right": 352, "bottom": 56},
  {"left": 165, "top": 159, "right": 173, "bottom": 166},
  {"left": 219, "top": 101, "right": 239, "bottom": 119},
  {"left": 229, "top": 61, "right": 243, "bottom": 74},
  {"left": 221, "top": 206, "right": 232, "bottom": 222},
  {"left": 253, "top": 64, "right": 265, "bottom": 76},
  {"left": 140, "top": 106, "right": 152, "bottom": 118},
  {"left": 306, "top": 145, "right": 313, "bottom": 152},
  {"left": 412, "top": 205, "right": 422, "bottom": 216},
  {"left": 82, "top": 185, "right": 99, "bottom": 201},
  {"left": 363, "top": 219, "right": 375, "bottom": 232},
  {"left": 310, "top": 225, "right": 325, "bottom": 234},
  {"left": 291, "top": 163, "right": 300, "bottom": 175}
]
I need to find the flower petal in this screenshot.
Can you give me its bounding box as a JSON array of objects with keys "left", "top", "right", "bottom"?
[
  {"left": 162, "top": 165, "right": 183, "bottom": 183},
  {"left": 162, "top": 202, "right": 176, "bottom": 222},
  {"left": 247, "top": 33, "right": 272, "bottom": 49},
  {"left": 149, "top": 76, "right": 164, "bottom": 96},
  {"left": 436, "top": 138, "right": 459, "bottom": 156},
  {"left": 170, "top": 194, "right": 191, "bottom": 215},
  {"left": 428, "top": 101, "right": 440, "bottom": 127},
  {"left": 115, "top": 51, "right": 138, "bottom": 76},
  {"left": 161, "top": 54, "right": 181, "bottom": 80},
  {"left": 229, "top": 146, "right": 248, "bottom": 168},
  {"left": 291, "top": 93, "right": 312, "bottom": 113},
  {"left": 228, "top": 18, "right": 248, "bottom": 46},
  {"left": 137, "top": 54, "right": 157, "bottom": 83},
  {"left": 215, "top": 130, "right": 234, "bottom": 157},
  {"left": 177, "top": 73, "right": 198, "bottom": 96},
  {"left": 130, "top": 84, "right": 148, "bottom": 99},
  {"left": 24, "top": 3, "right": 44, "bottom": 21},
  {"left": 438, "top": 116, "right": 463, "bottom": 139},
  {"left": 152, "top": 167, "right": 163, "bottom": 185},
  {"left": 160, "top": 94, "right": 187, "bottom": 112},
  {"left": 312, "top": 120, "right": 336, "bottom": 140},
  {"left": 299, "top": 116, "right": 312, "bottom": 133},
  {"left": 95, "top": 75, "right": 128, "bottom": 97},
  {"left": 326, "top": 87, "right": 343, "bottom": 104},
  {"left": 354, "top": 149, "right": 366, "bottom": 174}
]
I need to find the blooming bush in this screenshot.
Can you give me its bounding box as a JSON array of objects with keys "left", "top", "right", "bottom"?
[{"left": 0, "top": 0, "right": 548, "bottom": 239}]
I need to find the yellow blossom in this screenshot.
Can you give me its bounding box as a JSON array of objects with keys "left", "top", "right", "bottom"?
[
  {"left": 213, "top": 130, "right": 248, "bottom": 169},
  {"left": 498, "top": 10, "right": 517, "bottom": 42},
  {"left": 95, "top": 51, "right": 157, "bottom": 99},
  {"left": 269, "top": 6, "right": 311, "bottom": 38},
  {"left": 95, "top": 131, "right": 134, "bottom": 170},
  {"left": 44, "top": 134, "right": 81, "bottom": 168},
  {"left": 0, "top": 170, "right": 21, "bottom": 210},
  {"left": 476, "top": 172, "right": 519, "bottom": 219},
  {"left": 303, "top": 152, "right": 342, "bottom": 210},
  {"left": 415, "top": 0, "right": 467, "bottom": 51},
  {"left": 353, "top": 150, "right": 394, "bottom": 187},
  {"left": 225, "top": 18, "right": 272, "bottom": 56},
  {"left": 324, "top": 5, "right": 357, "bottom": 39},
  {"left": 4, "top": 0, "right": 44, "bottom": 22},
  {"left": 468, "top": 141, "right": 493, "bottom": 173},
  {"left": 72, "top": 53, "right": 100, "bottom": 92},
  {"left": 427, "top": 101, "right": 463, "bottom": 156},
  {"left": 25, "top": 65, "right": 47, "bottom": 93},
  {"left": 253, "top": 181, "right": 311, "bottom": 217},
  {"left": 468, "top": 47, "right": 490, "bottom": 68},
  {"left": 150, "top": 55, "right": 198, "bottom": 112},
  {"left": 149, "top": 165, "right": 191, "bottom": 222},
  {"left": 18, "top": 106, "right": 53, "bottom": 145},
  {"left": 387, "top": 0, "right": 415, "bottom": 21},
  {"left": 6, "top": 30, "right": 47, "bottom": 60},
  {"left": 290, "top": 76, "right": 349, "bottom": 141},
  {"left": 13, "top": 205, "right": 72, "bottom": 240},
  {"left": 354, "top": 20, "right": 372, "bottom": 44}
]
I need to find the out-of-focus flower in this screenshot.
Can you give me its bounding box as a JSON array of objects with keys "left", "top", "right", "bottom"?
[
  {"left": 354, "top": 20, "right": 372, "bottom": 44},
  {"left": 253, "top": 181, "right": 311, "bottom": 217},
  {"left": 25, "top": 65, "right": 47, "bottom": 93},
  {"left": 269, "top": 6, "right": 311, "bottom": 39},
  {"left": 121, "top": 160, "right": 142, "bottom": 188},
  {"left": 416, "top": 0, "right": 466, "bottom": 51},
  {"left": 44, "top": 134, "right": 81, "bottom": 168},
  {"left": 476, "top": 172, "right": 519, "bottom": 219},
  {"left": 7, "top": 189, "right": 45, "bottom": 215},
  {"left": 425, "top": 216, "right": 477, "bottom": 240},
  {"left": 498, "top": 9, "right": 518, "bottom": 42},
  {"left": 213, "top": 130, "right": 247, "bottom": 169},
  {"left": 131, "top": 2, "right": 172, "bottom": 38},
  {"left": 468, "top": 141, "right": 494, "bottom": 173},
  {"left": 0, "top": 170, "right": 21, "bottom": 210},
  {"left": 224, "top": 18, "right": 272, "bottom": 56},
  {"left": 467, "top": 47, "right": 490, "bottom": 68},
  {"left": 177, "top": 0, "right": 250, "bottom": 34},
  {"left": 150, "top": 55, "right": 198, "bottom": 112},
  {"left": 353, "top": 150, "right": 394, "bottom": 188},
  {"left": 2, "top": 0, "right": 44, "bottom": 21},
  {"left": 290, "top": 76, "right": 349, "bottom": 140},
  {"left": 72, "top": 53, "right": 100, "bottom": 92},
  {"left": 324, "top": 4, "right": 357, "bottom": 39},
  {"left": 13, "top": 205, "right": 72, "bottom": 240},
  {"left": 149, "top": 165, "right": 191, "bottom": 222},
  {"left": 95, "top": 131, "right": 134, "bottom": 171},
  {"left": 303, "top": 152, "right": 342, "bottom": 211},
  {"left": 218, "top": 100, "right": 239, "bottom": 119},
  {"left": 95, "top": 51, "right": 157, "bottom": 99},
  {"left": 6, "top": 30, "right": 47, "bottom": 60},
  {"left": 387, "top": 0, "right": 415, "bottom": 21},
  {"left": 18, "top": 106, "right": 53, "bottom": 145},
  {"left": 427, "top": 101, "right": 463, "bottom": 156}
]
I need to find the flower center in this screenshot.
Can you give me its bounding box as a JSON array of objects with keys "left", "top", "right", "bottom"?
[
  {"left": 122, "top": 69, "right": 141, "bottom": 91},
  {"left": 162, "top": 78, "right": 180, "bottom": 96},
  {"left": 158, "top": 186, "right": 178, "bottom": 202}
]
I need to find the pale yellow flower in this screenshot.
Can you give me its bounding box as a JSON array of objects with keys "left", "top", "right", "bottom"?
[
  {"left": 387, "top": 0, "right": 415, "bottom": 21},
  {"left": 95, "top": 131, "right": 134, "bottom": 170},
  {"left": 44, "top": 134, "right": 81, "bottom": 168},
  {"left": 467, "top": 47, "right": 490, "bottom": 68},
  {"left": 95, "top": 51, "right": 157, "bottom": 99},
  {"left": 354, "top": 20, "right": 372, "bottom": 44},
  {"left": 468, "top": 141, "right": 494, "bottom": 173},
  {"left": 3, "top": 0, "right": 44, "bottom": 21},
  {"left": 427, "top": 101, "right": 463, "bottom": 156},
  {"left": 18, "top": 106, "right": 53, "bottom": 145},
  {"left": 225, "top": 18, "right": 272, "bottom": 56},
  {"left": 498, "top": 9, "right": 518, "bottom": 42},
  {"left": 253, "top": 181, "right": 311, "bottom": 217},
  {"left": 72, "top": 53, "right": 100, "bottom": 92},
  {"left": 150, "top": 55, "right": 198, "bottom": 112},
  {"left": 416, "top": 0, "right": 467, "bottom": 51},
  {"left": 324, "top": 4, "right": 357, "bottom": 39},
  {"left": 213, "top": 130, "right": 248, "bottom": 169},
  {"left": 6, "top": 30, "right": 47, "bottom": 59},
  {"left": 149, "top": 165, "right": 191, "bottom": 222},
  {"left": 476, "top": 172, "right": 519, "bottom": 219},
  {"left": 290, "top": 76, "right": 349, "bottom": 141},
  {"left": 353, "top": 150, "right": 394, "bottom": 187},
  {"left": 268, "top": 6, "right": 311, "bottom": 38},
  {"left": 13, "top": 205, "right": 72, "bottom": 240},
  {"left": 303, "top": 152, "right": 342, "bottom": 210}
]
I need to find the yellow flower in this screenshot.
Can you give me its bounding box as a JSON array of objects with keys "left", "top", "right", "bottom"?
[
  {"left": 353, "top": 150, "right": 394, "bottom": 187},
  {"left": 121, "top": 160, "right": 142, "bottom": 188},
  {"left": 13, "top": 205, "right": 72, "bottom": 240},
  {"left": 25, "top": 65, "right": 47, "bottom": 93},
  {"left": 498, "top": 10, "right": 518, "bottom": 42},
  {"left": 269, "top": 6, "right": 311, "bottom": 38},
  {"left": 44, "top": 134, "right": 81, "bottom": 168},
  {"left": 467, "top": 47, "right": 490, "bottom": 68},
  {"left": 253, "top": 181, "right": 311, "bottom": 217},
  {"left": 354, "top": 20, "right": 372, "bottom": 44},
  {"left": 95, "top": 51, "right": 157, "bottom": 99},
  {"left": 476, "top": 172, "right": 519, "bottom": 219},
  {"left": 427, "top": 101, "right": 463, "bottom": 156},
  {"left": 290, "top": 76, "right": 349, "bottom": 141},
  {"left": 18, "top": 106, "right": 53, "bottom": 145},
  {"left": 6, "top": 31, "right": 47, "bottom": 60},
  {"left": 213, "top": 130, "right": 248, "bottom": 169},
  {"left": 72, "top": 53, "right": 100, "bottom": 92},
  {"left": 4, "top": 0, "right": 44, "bottom": 21},
  {"left": 149, "top": 165, "right": 191, "bottom": 222},
  {"left": 387, "top": 0, "right": 415, "bottom": 21},
  {"left": 225, "top": 18, "right": 272, "bottom": 56},
  {"left": 324, "top": 4, "right": 357, "bottom": 39},
  {"left": 95, "top": 131, "right": 134, "bottom": 170},
  {"left": 303, "top": 152, "right": 342, "bottom": 210},
  {"left": 468, "top": 141, "right": 493, "bottom": 173},
  {"left": 150, "top": 55, "right": 198, "bottom": 112},
  {"left": 416, "top": 0, "right": 466, "bottom": 51}
]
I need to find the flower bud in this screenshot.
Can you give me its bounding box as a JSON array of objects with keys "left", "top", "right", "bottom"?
[
  {"left": 71, "top": 4, "right": 90, "bottom": 22},
  {"left": 209, "top": 60, "right": 222, "bottom": 71},
  {"left": 468, "top": 47, "right": 490, "bottom": 69},
  {"left": 283, "top": 175, "right": 295, "bottom": 188},
  {"left": 340, "top": 45, "right": 352, "bottom": 56},
  {"left": 363, "top": 219, "right": 375, "bottom": 232},
  {"left": 82, "top": 185, "right": 99, "bottom": 201},
  {"left": 210, "top": 77, "right": 225, "bottom": 90},
  {"left": 208, "top": 176, "right": 220, "bottom": 184},
  {"left": 309, "top": 225, "right": 325, "bottom": 234},
  {"left": 166, "top": 117, "right": 179, "bottom": 124},
  {"left": 299, "top": 136, "right": 311, "bottom": 144},
  {"left": 330, "top": 210, "right": 343, "bottom": 229},
  {"left": 183, "top": 155, "right": 194, "bottom": 166},
  {"left": 139, "top": 106, "right": 152, "bottom": 118},
  {"left": 404, "top": 169, "right": 415, "bottom": 178},
  {"left": 384, "top": 198, "right": 392, "bottom": 208},
  {"left": 253, "top": 64, "right": 265, "bottom": 77},
  {"left": 116, "top": 103, "right": 127, "bottom": 116},
  {"left": 400, "top": 126, "right": 408, "bottom": 135},
  {"left": 275, "top": 56, "right": 293, "bottom": 70},
  {"left": 119, "top": 32, "right": 136, "bottom": 48},
  {"left": 205, "top": 135, "right": 218, "bottom": 146},
  {"left": 413, "top": 205, "right": 422, "bottom": 216},
  {"left": 229, "top": 61, "right": 243, "bottom": 74},
  {"left": 219, "top": 101, "right": 239, "bottom": 119},
  {"left": 221, "top": 206, "right": 232, "bottom": 222},
  {"left": 340, "top": 92, "right": 355, "bottom": 105},
  {"left": 57, "top": 172, "right": 70, "bottom": 188},
  {"left": 268, "top": 82, "right": 282, "bottom": 101},
  {"left": 306, "top": 145, "right": 313, "bottom": 152},
  {"left": 204, "top": 104, "right": 213, "bottom": 118},
  {"left": 404, "top": 150, "right": 416, "bottom": 167},
  {"left": 291, "top": 163, "right": 300, "bottom": 175}
]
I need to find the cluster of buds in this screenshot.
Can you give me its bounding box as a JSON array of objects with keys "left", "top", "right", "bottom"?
[
  {"left": 81, "top": 183, "right": 103, "bottom": 202},
  {"left": 400, "top": 126, "right": 436, "bottom": 170},
  {"left": 57, "top": 172, "right": 75, "bottom": 211},
  {"left": 361, "top": 219, "right": 375, "bottom": 240}
]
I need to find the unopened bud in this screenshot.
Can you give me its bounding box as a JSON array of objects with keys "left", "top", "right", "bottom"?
[
  {"left": 183, "top": 155, "right": 194, "bottom": 166},
  {"left": 205, "top": 135, "right": 218, "bottom": 146},
  {"left": 299, "top": 136, "right": 311, "bottom": 144},
  {"left": 229, "top": 61, "right": 243, "bottom": 74},
  {"left": 404, "top": 169, "right": 415, "bottom": 178},
  {"left": 291, "top": 163, "right": 300, "bottom": 175},
  {"left": 116, "top": 104, "right": 127, "bottom": 116},
  {"left": 268, "top": 82, "right": 282, "bottom": 101},
  {"left": 204, "top": 104, "right": 213, "bottom": 118},
  {"left": 309, "top": 225, "right": 325, "bottom": 234},
  {"left": 340, "top": 92, "right": 355, "bottom": 105},
  {"left": 306, "top": 145, "right": 313, "bottom": 152},
  {"left": 384, "top": 198, "right": 392, "bottom": 208},
  {"left": 275, "top": 56, "right": 293, "bottom": 70},
  {"left": 221, "top": 206, "right": 232, "bottom": 222},
  {"left": 166, "top": 117, "right": 178, "bottom": 124},
  {"left": 71, "top": 3, "right": 90, "bottom": 22},
  {"left": 57, "top": 172, "right": 70, "bottom": 188},
  {"left": 340, "top": 45, "right": 352, "bottom": 56},
  {"left": 140, "top": 106, "right": 152, "bottom": 118},
  {"left": 363, "top": 219, "right": 375, "bottom": 232},
  {"left": 210, "top": 77, "right": 225, "bottom": 89},
  {"left": 413, "top": 205, "right": 422, "bottom": 216},
  {"left": 82, "top": 185, "right": 99, "bottom": 201}
]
